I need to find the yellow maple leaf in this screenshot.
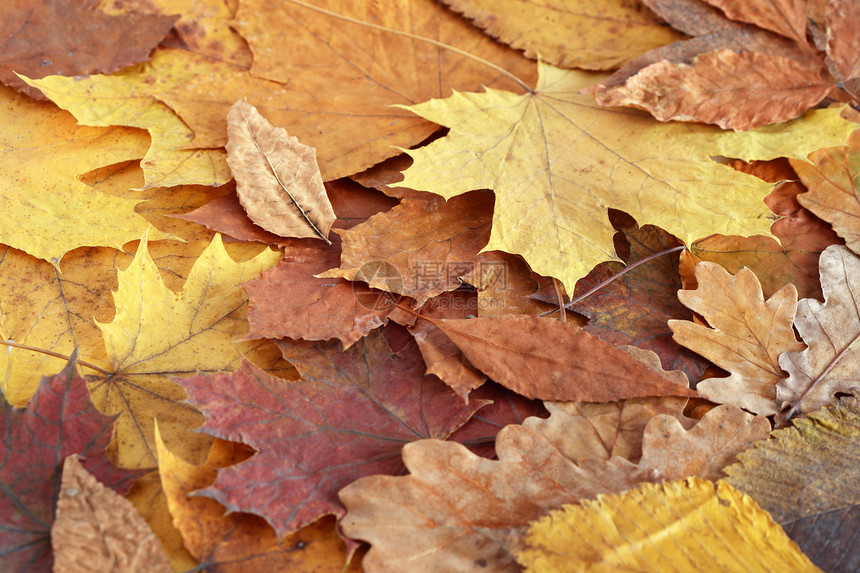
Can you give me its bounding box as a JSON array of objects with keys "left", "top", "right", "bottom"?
[
  {"left": 23, "top": 49, "right": 235, "bottom": 189},
  {"left": 397, "top": 61, "right": 857, "bottom": 292},
  {"left": 90, "top": 232, "right": 281, "bottom": 469},
  {"left": 517, "top": 478, "right": 820, "bottom": 572},
  {"left": 0, "top": 84, "right": 155, "bottom": 267}
]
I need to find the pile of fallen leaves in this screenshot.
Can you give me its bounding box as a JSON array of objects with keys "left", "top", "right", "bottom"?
[{"left": 1, "top": 0, "right": 859, "bottom": 571}]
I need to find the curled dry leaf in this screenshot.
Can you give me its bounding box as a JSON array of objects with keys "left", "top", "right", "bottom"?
[
  {"left": 52, "top": 456, "right": 171, "bottom": 573},
  {"left": 670, "top": 262, "right": 804, "bottom": 415},
  {"left": 227, "top": 100, "right": 336, "bottom": 243},
  {"left": 778, "top": 245, "right": 860, "bottom": 416}
]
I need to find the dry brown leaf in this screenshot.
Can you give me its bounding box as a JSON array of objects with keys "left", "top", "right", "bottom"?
[
  {"left": 791, "top": 129, "right": 860, "bottom": 255},
  {"left": 592, "top": 49, "right": 832, "bottom": 130},
  {"left": 778, "top": 245, "right": 860, "bottom": 416},
  {"left": 341, "top": 389, "right": 762, "bottom": 572},
  {"left": 702, "top": 0, "right": 809, "bottom": 44},
  {"left": 640, "top": 405, "right": 771, "bottom": 481},
  {"left": 428, "top": 315, "right": 698, "bottom": 401},
  {"left": 670, "top": 262, "right": 805, "bottom": 415},
  {"left": 52, "top": 456, "right": 171, "bottom": 573},
  {"left": 226, "top": 100, "right": 336, "bottom": 243},
  {"left": 825, "top": 0, "right": 860, "bottom": 96}
]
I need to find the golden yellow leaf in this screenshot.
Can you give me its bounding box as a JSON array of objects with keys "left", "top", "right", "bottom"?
[
  {"left": 52, "top": 456, "right": 172, "bottom": 573},
  {"left": 443, "top": 0, "right": 684, "bottom": 70},
  {"left": 90, "top": 232, "right": 281, "bottom": 469},
  {"left": 226, "top": 100, "right": 335, "bottom": 242},
  {"left": 778, "top": 245, "right": 860, "bottom": 416},
  {"left": 516, "top": 478, "right": 821, "bottom": 572},
  {"left": 0, "top": 83, "right": 154, "bottom": 267},
  {"left": 24, "top": 49, "right": 235, "bottom": 189},
  {"left": 670, "top": 262, "right": 805, "bottom": 415},
  {"left": 396, "top": 61, "right": 857, "bottom": 292}
]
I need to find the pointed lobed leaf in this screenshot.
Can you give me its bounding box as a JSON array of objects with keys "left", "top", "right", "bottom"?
[
  {"left": 157, "top": 0, "right": 537, "bottom": 180},
  {"left": 791, "top": 129, "right": 860, "bottom": 255},
  {"left": 226, "top": 100, "right": 336, "bottom": 242},
  {"left": 25, "top": 49, "right": 235, "bottom": 188},
  {"left": 0, "top": 0, "right": 176, "bottom": 99},
  {"left": 396, "top": 61, "right": 856, "bottom": 292},
  {"left": 0, "top": 84, "right": 158, "bottom": 268},
  {"left": 176, "top": 329, "right": 486, "bottom": 538},
  {"left": 154, "top": 424, "right": 357, "bottom": 572},
  {"left": 441, "top": 0, "right": 683, "bottom": 70},
  {"left": 52, "top": 456, "right": 172, "bottom": 573},
  {"left": 670, "top": 262, "right": 804, "bottom": 415},
  {"left": 777, "top": 245, "right": 860, "bottom": 415},
  {"left": 91, "top": 232, "right": 281, "bottom": 469},
  {"left": 429, "top": 315, "right": 698, "bottom": 401},
  {"left": 725, "top": 392, "right": 860, "bottom": 572},
  {"left": 516, "top": 478, "right": 820, "bottom": 572},
  {"left": 0, "top": 357, "right": 138, "bottom": 572}
]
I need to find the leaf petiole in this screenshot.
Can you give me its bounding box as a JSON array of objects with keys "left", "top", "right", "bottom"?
[
  {"left": 539, "top": 245, "right": 688, "bottom": 317},
  {"left": 0, "top": 339, "right": 112, "bottom": 376}
]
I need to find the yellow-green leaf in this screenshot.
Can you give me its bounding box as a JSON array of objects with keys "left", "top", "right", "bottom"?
[
  {"left": 516, "top": 478, "right": 821, "bottom": 572},
  {"left": 24, "top": 49, "right": 234, "bottom": 189},
  {"left": 397, "top": 61, "right": 857, "bottom": 292},
  {"left": 91, "top": 232, "right": 280, "bottom": 469}
]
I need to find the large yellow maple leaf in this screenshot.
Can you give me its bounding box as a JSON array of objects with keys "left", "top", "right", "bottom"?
[
  {"left": 24, "top": 49, "right": 235, "bottom": 189},
  {"left": 0, "top": 84, "right": 155, "bottom": 267},
  {"left": 90, "top": 232, "right": 280, "bottom": 469},
  {"left": 397, "top": 62, "right": 858, "bottom": 292}
]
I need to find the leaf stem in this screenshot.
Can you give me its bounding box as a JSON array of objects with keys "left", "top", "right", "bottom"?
[
  {"left": 539, "top": 245, "right": 688, "bottom": 317},
  {"left": 284, "top": 0, "right": 535, "bottom": 94},
  {"left": 0, "top": 339, "right": 112, "bottom": 376}
]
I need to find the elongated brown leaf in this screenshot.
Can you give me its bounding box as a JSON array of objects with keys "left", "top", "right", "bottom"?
[
  {"left": 226, "top": 100, "right": 335, "bottom": 243},
  {"left": 428, "top": 315, "right": 698, "bottom": 401}
]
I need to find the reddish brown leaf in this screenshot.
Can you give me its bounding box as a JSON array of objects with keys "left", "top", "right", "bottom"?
[
  {"left": 0, "top": 0, "right": 176, "bottom": 99},
  {"left": 319, "top": 190, "right": 493, "bottom": 304},
  {"left": 0, "top": 356, "right": 140, "bottom": 571},
  {"left": 403, "top": 292, "right": 488, "bottom": 400},
  {"left": 592, "top": 49, "right": 831, "bottom": 130},
  {"left": 174, "top": 329, "right": 487, "bottom": 538},
  {"left": 701, "top": 0, "right": 809, "bottom": 44},
  {"left": 174, "top": 191, "right": 297, "bottom": 246},
  {"left": 643, "top": 0, "right": 745, "bottom": 35},
  {"left": 243, "top": 238, "right": 398, "bottom": 348},
  {"left": 428, "top": 315, "right": 698, "bottom": 401},
  {"left": 826, "top": 0, "right": 860, "bottom": 83},
  {"left": 567, "top": 216, "right": 709, "bottom": 383}
]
